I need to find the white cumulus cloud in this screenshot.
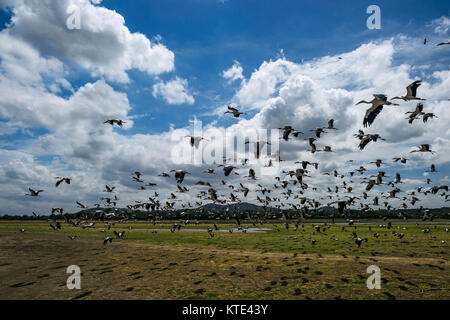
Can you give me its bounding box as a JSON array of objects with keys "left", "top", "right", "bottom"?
[
  {"left": 152, "top": 77, "right": 195, "bottom": 105},
  {"left": 1, "top": 0, "right": 175, "bottom": 83}
]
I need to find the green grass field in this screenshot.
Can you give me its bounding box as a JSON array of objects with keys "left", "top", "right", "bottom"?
[{"left": 0, "top": 220, "right": 449, "bottom": 300}]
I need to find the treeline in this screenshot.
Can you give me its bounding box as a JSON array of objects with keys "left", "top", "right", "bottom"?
[{"left": 1, "top": 207, "right": 449, "bottom": 221}]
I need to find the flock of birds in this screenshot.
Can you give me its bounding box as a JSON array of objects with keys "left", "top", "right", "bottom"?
[{"left": 21, "top": 41, "right": 450, "bottom": 247}]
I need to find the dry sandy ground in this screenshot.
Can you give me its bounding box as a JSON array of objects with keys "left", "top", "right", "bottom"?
[{"left": 0, "top": 232, "right": 449, "bottom": 300}]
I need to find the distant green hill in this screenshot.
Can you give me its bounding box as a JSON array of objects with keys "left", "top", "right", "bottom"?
[{"left": 1, "top": 205, "right": 449, "bottom": 221}]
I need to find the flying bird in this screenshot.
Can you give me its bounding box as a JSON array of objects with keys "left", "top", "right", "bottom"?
[
  {"left": 391, "top": 80, "right": 425, "bottom": 101},
  {"left": 170, "top": 170, "right": 190, "bottom": 183},
  {"left": 55, "top": 177, "right": 71, "bottom": 187},
  {"left": 393, "top": 157, "right": 408, "bottom": 164},
  {"left": 185, "top": 136, "right": 208, "bottom": 149},
  {"left": 319, "top": 146, "right": 333, "bottom": 152},
  {"left": 422, "top": 113, "right": 438, "bottom": 123},
  {"left": 358, "top": 134, "right": 386, "bottom": 150},
  {"left": 104, "top": 119, "right": 126, "bottom": 127},
  {"left": 245, "top": 168, "right": 256, "bottom": 180},
  {"left": 76, "top": 201, "right": 87, "bottom": 209},
  {"left": 224, "top": 106, "right": 246, "bottom": 118},
  {"left": 279, "top": 126, "right": 303, "bottom": 141},
  {"left": 104, "top": 185, "right": 115, "bottom": 193},
  {"left": 356, "top": 94, "right": 399, "bottom": 127},
  {"left": 405, "top": 103, "right": 424, "bottom": 124},
  {"left": 310, "top": 127, "right": 327, "bottom": 138},
  {"left": 25, "top": 188, "right": 44, "bottom": 197},
  {"left": 325, "top": 119, "right": 338, "bottom": 130},
  {"left": 113, "top": 231, "right": 126, "bottom": 239},
  {"left": 410, "top": 144, "right": 436, "bottom": 154},
  {"left": 217, "top": 165, "right": 237, "bottom": 177}
]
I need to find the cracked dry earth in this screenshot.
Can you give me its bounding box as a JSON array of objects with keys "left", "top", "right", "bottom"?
[{"left": 0, "top": 232, "right": 449, "bottom": 300}]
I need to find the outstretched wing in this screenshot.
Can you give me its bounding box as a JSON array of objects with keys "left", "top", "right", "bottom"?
[
  {"left": 373, "top": 94, "right": 387, "bottom": 101},
  {"left": 407, "top": 80, "right": 421, "bottom": 98},
  {"left": 416, "top": 103, "right": 424, "bottom": 113},
  {"left": 359, "top": 136, "right": 371, "bottom": 150},
  {"left": 193, "top": 137, "right": 201, "bottom": 149},
  {"left": 363, "top": 105, "right": 383, "bottom": 127}
]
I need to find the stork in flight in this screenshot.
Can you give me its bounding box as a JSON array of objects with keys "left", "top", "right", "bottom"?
[
  {"left": 104, "top": 119, "right": 126, "bottom": 127},
  {"left": 55, "top": 177, "right": 71, "bottom": 187},
  {"left": 76, "top": 201, "right": 87, "bottom": 209},
  {"left": 185, "top": 136, "right": 208, "bottom": 149},
  {"left": 393, "top": 157, "right": 408, "bottom": 164},
  {"left": 170, "top": 170, "right": 191, "bottom": 184},
  {"left": 224, "top": 106, "right": 246, "bottom": 118},
  {"left": 356, "top": 94, "right": 399, "bottom": 127},
  {"left": 25, "top": 188, "right": 44, "bottom": 196},
  {"left": 422, "top": 113, "right": 438, "bottom": 123},
  {"left": 391, "top": 80, "right": 426, "bottom": 101},
  {"left": 104, "top": 185, "right": 115, "bottom": 193},
  {"left": 431, "top": 185, "right": 448, "bottom": 194},
  {"left": 217, "top": 165, "right": 237, "bottom": 177},
  {"left": 405, "top": 103, "right": 424, "bottom": 124},
  {"left": 426, "top": 164, "right": 438, "bottom": 173},
  {"left": 324, "top": 119, "right": 338, "bottom": 130},
  {"left": 318, "top": 146, "right": 333, "bottom": 152},
  {"left": 369, "top": 159, "right": 383, "bottom": 168},
  {"left": 245, "top": 168, "right": 256, "bottom": 180},
  {"left": 410, "top": 144, "right": 436, "bottom": 154},
  {"left": 278, "top": 126, "right": 303, "bottom": 141},
  {"left": 358, "top": 134, "right": 386, "bottom": 150},
  {"left": 310, "top": 127, "right": 327, "bottom": 138}
]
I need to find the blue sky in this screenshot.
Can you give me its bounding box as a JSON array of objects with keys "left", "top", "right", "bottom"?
[
  {"left": 2, "top": 0, "right": 447, "bottom": 136},
  {"left": 106, "top": 0, "right": 448, "bottom": 133},
  {"left": 0, "top": 0, "right": 449, "bottom": 214}
]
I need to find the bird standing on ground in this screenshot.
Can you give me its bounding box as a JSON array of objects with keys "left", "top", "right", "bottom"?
[{"left": 103, "top": 237, "right": 113, "bottom": 245}]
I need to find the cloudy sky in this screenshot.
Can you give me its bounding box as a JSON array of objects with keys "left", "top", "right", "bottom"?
[{"left": 0, "top": 0, "right": 449, "bottom": 215}]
